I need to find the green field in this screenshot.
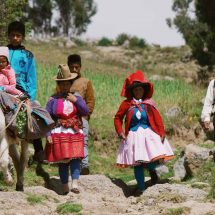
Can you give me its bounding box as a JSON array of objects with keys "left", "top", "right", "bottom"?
[{"left": 0, "top": 40, "right": 208, "bottom": 191}]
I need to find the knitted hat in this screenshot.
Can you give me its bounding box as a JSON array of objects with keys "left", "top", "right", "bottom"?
[
  {"left": 53, "top": 64, "right": 78, "bottom": 81},
  {"left": 0, "top": 46, "right": 9, "bottom": 60}
]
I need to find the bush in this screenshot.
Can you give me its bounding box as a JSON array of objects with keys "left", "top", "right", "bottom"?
[
  {"left": 116, "top": 33, "right": 130, "bottom": 45},
  {"left": 129, "top": 36, "right": 146, "bottom": 48},
  {"left": 98, "top": 37, "right": 112, "bottom": 46},
  {"left": 73, "top": 37, "right": 87, "bottom": 46}
]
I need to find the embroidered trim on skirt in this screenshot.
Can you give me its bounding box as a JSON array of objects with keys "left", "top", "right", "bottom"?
[
  {"left": 45, "top": 126, "right": 84, "bottom": 162},
  {"left": 116, "top": 127, "right": 175, "bottom": 167}
]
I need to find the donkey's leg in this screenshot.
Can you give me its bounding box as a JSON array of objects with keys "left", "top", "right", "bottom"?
[
  {"left": 0, "top": 137, "right": 13, "bottom": 185},
  {"left": 16, "top": 140, "right": 29, "bottom": 191},
  {"left": 9, "top": 143, "right": 22, "bottom": 191}
]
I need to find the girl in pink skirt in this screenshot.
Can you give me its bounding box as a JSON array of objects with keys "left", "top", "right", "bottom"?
[{"left": 114, "top": 70, "right": 174, "bottom": 193}]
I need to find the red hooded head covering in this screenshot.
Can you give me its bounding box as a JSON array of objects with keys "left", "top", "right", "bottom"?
[{"left": 120, "top": 70, "right": 154, "bottom": 99}]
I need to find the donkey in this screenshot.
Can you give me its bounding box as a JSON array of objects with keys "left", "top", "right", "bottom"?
[
  {"left": 0, "top": 107, "right": 29, "bottom": 191},
  {"left": 0, "top": 108, "right": 14, "bottom": 186},
  {"left": 0, "top": 90, "right": 55, "bottom": 191}
]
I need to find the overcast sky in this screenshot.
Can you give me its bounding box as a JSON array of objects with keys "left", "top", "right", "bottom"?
[{"left": 83, "top": 0, "right": 185, "bottom": 47}]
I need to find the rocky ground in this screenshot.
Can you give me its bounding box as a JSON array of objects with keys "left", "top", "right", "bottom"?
[{"left": 0, "top": 174, "right": 215, "bottom": 215}]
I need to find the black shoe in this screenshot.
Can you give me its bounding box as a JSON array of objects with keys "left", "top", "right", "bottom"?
[
  {"left": 80, "top": 167, "right": 90, "bottom": 175},
  {"left": 149, "top": 169, "right": 159, "bottom": 185},
  {"left": 133, "top": 188, "right": 144, "bottom": 197}
]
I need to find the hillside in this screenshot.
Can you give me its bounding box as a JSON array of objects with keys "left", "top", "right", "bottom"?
[{"left": 1, "top": 38, "right": 214, "bottom": 215}]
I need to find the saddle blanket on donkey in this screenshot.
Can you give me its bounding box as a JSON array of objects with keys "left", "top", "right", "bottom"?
[{"left": 0, "top": 91, "right": 55, "bottom": 140}]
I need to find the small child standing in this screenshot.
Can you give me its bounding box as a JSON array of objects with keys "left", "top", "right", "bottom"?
[
  {"left": 0, "top": 46, "right": 26, "bottom": 99},
  {"left": 114, "top": 70, "right": 175, "bottom": 195},
  {"left": 45, "top": 64, "right": 89, "bottom": 195}
]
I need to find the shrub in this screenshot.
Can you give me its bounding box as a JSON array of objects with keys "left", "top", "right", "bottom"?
[
  {"left": 116, "top": 33, "right": 130, "bottom": 45},
  {"left": 98, "top": 37, "right": 112, "bottom": 46},
  {"left": 73, "top": 37, "right": 87, "bottom": 46},
  {"left": 129, "top": 36, "right": 146, "bottom": 48}
]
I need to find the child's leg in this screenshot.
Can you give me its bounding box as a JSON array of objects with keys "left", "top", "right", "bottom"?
[
  {"left": 32, "top": 138, "right": 44, "bottom": 162},
  {"left": 134, "top": 165, "right": 145, "bottom": 191},
  {"left": 70, "top": 159, "right": 81, "bottom": 180},
  {"left": 147, "top": 161, "right": 159, "bottom": 185},
  {"left": 70, "top": 159, "right": 81, "bottom": 193},
  {"left": 147, "top": 161, "right": 157, "bottom": 170},
  {"left": 58, "top": 163, "right": 69, "bottom": 194}
]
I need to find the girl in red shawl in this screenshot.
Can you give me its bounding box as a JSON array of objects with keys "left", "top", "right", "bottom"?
[{"left": 114, "top": 70, "right": 174, "bottom": 194}]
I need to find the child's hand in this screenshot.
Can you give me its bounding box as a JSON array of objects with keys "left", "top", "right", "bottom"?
[
  {"left": 161, "top": 136, "right": 165, "bottom": 143},
  {"left": 67, "top": 93, "right": 77, "bottom": 103},
  {"left": 119, "top": 132, "right": 126, "bottom": 140},
  {"left": 47, "top": 136, "right": 53, "bottom": 144},
  {"left": 202, "top": 121, "right": 210, "bottom": 131},
  {"left": 25, "top": 98, "right": 31, "bottom": 106}
]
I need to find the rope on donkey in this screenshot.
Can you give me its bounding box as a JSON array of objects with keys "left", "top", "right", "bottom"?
[{"left": 0, "top": 100, "right": 33, "bottom": 160}]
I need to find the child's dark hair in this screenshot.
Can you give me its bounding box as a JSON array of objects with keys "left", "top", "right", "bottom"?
[
  {"left": 8, "top": 21, "right": 25, "bottom": 37},
  {"left": 67, "top": 54, "right": 81, "bottom": 66}
]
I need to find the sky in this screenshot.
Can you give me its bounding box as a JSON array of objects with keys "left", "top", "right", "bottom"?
[{"left": 83, "top": 0, "right": 185, "bottom": 47}]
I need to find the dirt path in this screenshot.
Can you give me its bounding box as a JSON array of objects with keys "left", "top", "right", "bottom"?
[{"left": 0, "top": 175, "right": 215, "bottom": 215}]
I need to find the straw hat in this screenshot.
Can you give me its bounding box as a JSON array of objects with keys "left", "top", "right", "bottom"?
[{"left": 53, "top": 64, "right": 78, "bottom": 81}]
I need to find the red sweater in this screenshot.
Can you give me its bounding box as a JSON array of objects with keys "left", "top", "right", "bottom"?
[{"left": 114, "top": 99, "right": 165, "bottom": 137}]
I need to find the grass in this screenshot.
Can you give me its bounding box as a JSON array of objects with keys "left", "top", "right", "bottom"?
[
  {"left": 0, "top": 40, "right": 209, "bottom": 194},
  {"left": 56, "top": 202, "right": 82, "bottom": 214},
  {"left": 195, "top": 160, "right": 215, "bottom": 199},
  {"left": 208, "top": 166, "right": 215, "bottom": 199},
  {"left": 163, "top": 207, "right": 191, "bottom": 215},
  {"left": 26, "top": 192, "right": 47, "bottom": 205},
  {"left": 158, "top": 192, "right": 185, "bottom": 203}
]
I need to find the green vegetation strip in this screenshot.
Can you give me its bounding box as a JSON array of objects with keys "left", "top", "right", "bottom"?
[
  {"left": 56, "top": 203, "right": 82, "bottom": 214},
  {"left": 26, "top": 193, "right": 47, "bottom": 205}
]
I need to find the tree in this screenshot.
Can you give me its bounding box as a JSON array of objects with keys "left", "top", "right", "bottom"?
[
  {"left": 167, "top": 0, "right": 215, "bottom": 82},
  {"left": 0, "top": 0, "right": 28, "bottom": 45},
  {"left": 26, "top": 0, "right": 53, "bottom": 36},
  {"left": 54, "top": 0, "right": 97, "bottom": 36},
  {"left": 196, "top": 0, "right": 215, "bottom": 31}
]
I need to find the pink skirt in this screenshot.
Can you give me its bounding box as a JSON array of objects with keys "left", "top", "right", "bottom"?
[{"left": 117, "top": 127, "right": 175, "bottom": 167}]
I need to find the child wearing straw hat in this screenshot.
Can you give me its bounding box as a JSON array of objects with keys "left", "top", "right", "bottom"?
[{"left": 45, "top": 64, "right": 89, "bottom": 195}]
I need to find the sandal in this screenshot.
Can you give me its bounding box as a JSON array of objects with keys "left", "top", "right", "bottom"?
[{"left": 71, "top": 188, "right": 80, "bottom": 194}]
